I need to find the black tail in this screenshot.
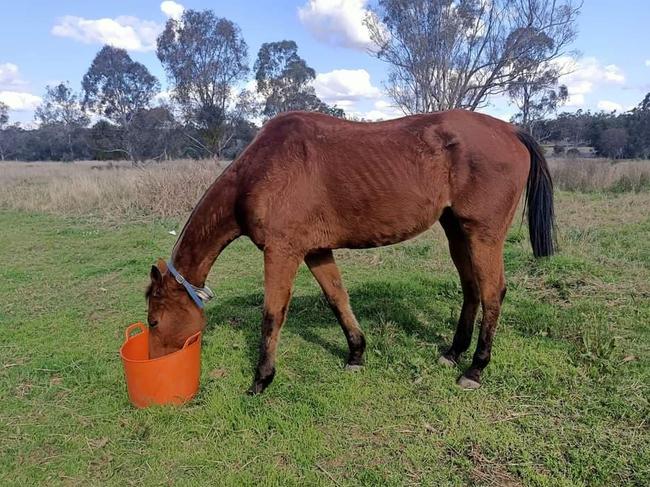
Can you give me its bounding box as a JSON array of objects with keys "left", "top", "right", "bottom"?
[{"left": 517, "top": 130, "right": 556, "bottom": 258}]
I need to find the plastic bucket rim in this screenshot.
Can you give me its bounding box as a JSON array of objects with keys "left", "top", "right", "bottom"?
[{"left": 120, "top": 326, "right": 201, "bottom": 364}]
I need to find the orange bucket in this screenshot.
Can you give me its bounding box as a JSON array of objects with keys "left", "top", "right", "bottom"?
[{"left": 120, "top": 322, "right": 202, "bottom": 408}]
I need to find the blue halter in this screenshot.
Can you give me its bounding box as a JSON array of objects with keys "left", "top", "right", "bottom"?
[{"left": 166, "top": 260, "right": 214, "bottom": 309}]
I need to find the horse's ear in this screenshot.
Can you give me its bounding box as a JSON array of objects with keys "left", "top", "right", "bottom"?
[
  {"left": 156, "top": 258, "right": 168, "bottom": 274},
  {"left": 150, "top": 259, "right": 167, "bottom": 283},
  {"left": 150, "top": 265, "right": 162, "bottom": 283}
]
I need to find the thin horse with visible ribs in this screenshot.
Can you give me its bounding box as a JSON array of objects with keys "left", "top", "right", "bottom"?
[{"left": 146, "top": 109, "right": 555, "bottom": 393}]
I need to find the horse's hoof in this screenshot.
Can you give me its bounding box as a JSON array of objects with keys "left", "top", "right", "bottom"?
[
  {"left": 345, "top": 364, "right": 363, "bottom": 372},
  {"left": 457, "top": 375, "right": 481, "bottom": 390},
  {"left": 438, "top": 355, "right": 456, "bottom": 367}
]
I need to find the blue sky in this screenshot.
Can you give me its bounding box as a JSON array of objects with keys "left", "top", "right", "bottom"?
[{"left": 1, "top": 0, "right": 648, "bottom": 125}]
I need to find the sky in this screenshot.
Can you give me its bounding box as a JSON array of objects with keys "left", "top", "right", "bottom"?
[{"left": 1, "top": 0, "right": 649, "bottom": 126}]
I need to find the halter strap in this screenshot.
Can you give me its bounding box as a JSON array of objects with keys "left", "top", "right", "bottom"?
[{"left": 166, "top": 260, "right": 214, "bottom": 309}]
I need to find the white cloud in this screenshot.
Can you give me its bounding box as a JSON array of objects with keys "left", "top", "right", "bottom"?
[
  {"left": 0, "top": 63, "right": 41, "bottom": 112},
  {"left": 298, "top": 0, "right": 373, "bottom": 50},
  {"left": 313, "top": 69, "right": 381, "bottom": 103},
  {"left": 374, "top": 99, "right": 395, "bottom": 110},
  {"left": 160, "top": 1, "right": 185, "bottom": 20},
  {"left": 311, "top": 69, "right": 403, "bottom": 120},
  {"left": 597, "top": 100, "right": 623, "bottom": 112},
  {"left": 0, "top": 91, "right": 42, "bottom": 111},
  {"left": 344, "top": 100, "right": 403, "bottom": 121},
  {"left": 556, "top": 56, "right": 625, "bottom": 107},
  {"left": 646, "top": 60, "right": 650, "bottom": 68},
  {"left": 52, "top": 15, "right": 161, "bottom": 52},
  {"left": 0, "top": 63, "right": 27, "bottom": 90},
  {"left": 565, "top": 93, "right": 585, "bottom": 107}
]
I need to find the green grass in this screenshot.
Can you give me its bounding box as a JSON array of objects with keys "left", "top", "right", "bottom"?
[{"left": 1, "top": 192, "right": 649, "bottom": 486}]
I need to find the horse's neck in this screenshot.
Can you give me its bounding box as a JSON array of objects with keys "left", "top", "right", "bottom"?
[{"left": 170, "top": 166, "right": 241, "bottom": 285}]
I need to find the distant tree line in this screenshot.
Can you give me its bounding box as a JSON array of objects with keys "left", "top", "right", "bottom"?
[
  {"left": 537, "top": 93, "right": 650, "bottom": 159},
  {"left": 7, "top": 2, "right": 646, "bottom": 163}
]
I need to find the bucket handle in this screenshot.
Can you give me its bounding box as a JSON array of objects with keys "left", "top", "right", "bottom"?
[
  {"left": 125, "top": 322, "right": 146, "bottom": 342},
  {"left": 183, "top": 330, "right": 201, "bottom": 349}
]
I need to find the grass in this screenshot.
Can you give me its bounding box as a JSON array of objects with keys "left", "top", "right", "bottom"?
[
  {"left": 1, "top": 162, "right": 649, "bottom": 485},
  {"left": 548, "top": 158, "right": 650, "bottom": 193},
  {"left": 0, "top": 160, "right": 225, "bottom": 220}
]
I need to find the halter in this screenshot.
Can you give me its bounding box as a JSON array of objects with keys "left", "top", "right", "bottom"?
[{"left": 166, "top": 260, "right": 214, "bottom": 309}]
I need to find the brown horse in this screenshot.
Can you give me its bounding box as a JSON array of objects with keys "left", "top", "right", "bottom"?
[{"left": 146, "top": 109, "right": 554, "bottom": 393}]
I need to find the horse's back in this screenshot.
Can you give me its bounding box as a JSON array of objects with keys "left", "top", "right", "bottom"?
[{"left": 234, "top": 110, "right": 529, "bottom": 250}]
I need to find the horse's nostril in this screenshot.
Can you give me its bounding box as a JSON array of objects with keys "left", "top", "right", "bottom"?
[{"left": 148, "top": 320, "right": 158, "bottom": 328}]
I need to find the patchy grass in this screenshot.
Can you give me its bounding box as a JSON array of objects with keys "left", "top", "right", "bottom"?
[
  {"left": 0, "top": 160, "right": 225, "bottom": 220},
  {"left": 548, "top": 158, "right": 650, "bottom": 193},
  {"left": 1, "top": 190, "right": 649, "bottom": 486}
]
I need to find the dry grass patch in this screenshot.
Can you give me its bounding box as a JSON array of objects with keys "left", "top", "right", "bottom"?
[
  {"left": 549, "top": 158, "right": 650, "bottom": 192},
  {"left": 0, "top": 160, "right": 225, "bottom": 220}
]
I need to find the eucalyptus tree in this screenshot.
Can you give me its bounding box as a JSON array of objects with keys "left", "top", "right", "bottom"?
[
  {"left": 157, "top": 9, "right": 249, "bottom": 156},
  {"left": 365, "top": 0, "right": 581, "bottom": 114},
  {"left": 35, "top": 82, "right": 90, "bottom": 160},
  {"left": 82, "top": 45, "right": 160, "bottom": 161}
]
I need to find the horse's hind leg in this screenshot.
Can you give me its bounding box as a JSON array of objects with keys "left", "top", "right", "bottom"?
[
  {"left": 458, "top": 235, "right": 507, "bottom": 389},
  {"left": 438, "top": 209, "right": 480, "bottom": 366},
  {"left": 249, "top": 248, "right": 301, "bottom": 394},
  {"left": 305, "top": 250, "right": 366, "bottom": 369}
]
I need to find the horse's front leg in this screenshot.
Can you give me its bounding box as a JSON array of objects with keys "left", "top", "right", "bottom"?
[{"left": 248, "top": 248, "right": 301, "bottom": 395}]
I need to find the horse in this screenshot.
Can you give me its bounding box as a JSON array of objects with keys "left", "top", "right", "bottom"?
[{"left": 146, "top": 109, "right": 555, "bottom": 394}]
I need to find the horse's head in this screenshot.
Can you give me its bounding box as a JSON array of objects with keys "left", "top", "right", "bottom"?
[{"left": 145, "top": 259, "right": 207, "bottom": 358}]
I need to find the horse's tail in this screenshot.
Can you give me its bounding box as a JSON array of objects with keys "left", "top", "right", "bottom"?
[{"left": 517, "top": 130, "right": 556, "bottom": 258}]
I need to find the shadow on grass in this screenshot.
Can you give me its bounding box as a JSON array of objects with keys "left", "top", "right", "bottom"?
[{"left": 205, "top": 278, "right": 459, "bottom": 367}]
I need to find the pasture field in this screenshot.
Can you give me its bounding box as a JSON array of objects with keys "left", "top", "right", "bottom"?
[{"left": 1, "top": 161, "right": 649, "bottom": 486}]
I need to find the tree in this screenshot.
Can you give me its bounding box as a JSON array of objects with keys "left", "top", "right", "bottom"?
[
  {"left": 219, "top": 90, "right": 260, "bottom": 159},
  {"left": 365, "top": 0, "right": 581, "bottom": 114},
  {"left": 626, "top": 93, "right": 650, "bottom": 158},
  {"left": 82, "top": 46, "right": 159, "bottom": 161},
  {"left": 597, "top": 128, "right": 628, "bottom": 159},
  {"left": 0, "top": 102, "right": 8, "bottom": 160},
  {"left": 508, "top": 40, "right": 570, "bottom": 139},
  {"left": 542, "top": 109, "right": 590, "bottom": 146},
  {"left": 509, "top": 77, "right": 568, "bottom": 139},
  {"left": 34, "top": 82, "right": 90, "bottom": 160},
  {"left": 0, "top": 102, "right": 8, "bottom": 129},
  {"left": 254, "top": 40, "right": 342, "bottom": 118},
  {"left": 35, "top": 82, "right": 89, "bottom": 127},
  {"left": 128, "top": 106, "right": 183, "bottom": 161},
  {"left": 157, "top": 10, "right": 249, "bottom": 156},
  {"left": 82, "top": 46, "right": 159, "bottom": 126}
]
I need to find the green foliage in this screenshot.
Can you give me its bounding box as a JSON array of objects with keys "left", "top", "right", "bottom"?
[
  {"left": 156, "top": 10, "right": 250, "bottom": 157},
  {"left": 254, "top": 40, "right": 344, "bottom": 119},
  {"left": 82, "top": 46, "right": 159, "bottom": 125},
  {"left": 157, "top": 10, "right": 249, "bottom": 116},
  {"left": 35, "top": 82, "right": 89, "bottom": 128},
  {"left": 32, "top": 82, "right": 90, "bottom": 161}
]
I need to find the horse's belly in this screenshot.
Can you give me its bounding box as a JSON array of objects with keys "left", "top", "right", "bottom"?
[{"left": 330, "top": 197, "right": 443, "bottom": 249}]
